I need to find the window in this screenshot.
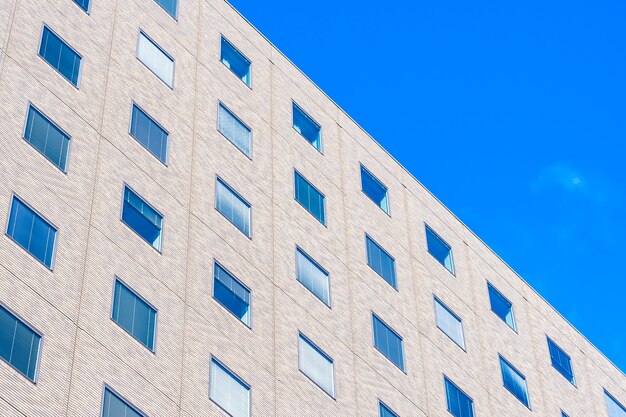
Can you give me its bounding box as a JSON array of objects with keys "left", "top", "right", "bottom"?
[
  {"left": 38, "top": 26, "right": 81, "bottom": 87},
  {"left": 111, "top": 279, "right": 157, "bottom": 350},
  {"left": 294, "top": 171, "right": 325, "bottom": 225},
  {"left": 561, "top": 412, "right": 570, "bottom": 417},
  {"left": 136, "top": 31, "right": 174, "bottom": 88},
  {"left": 361, "top": 165, "right": 389, "bottom": 214},
  {"left": 296, "top": 247, "right": 330, "bottom": 306},
  {"left": 210, "top": 358, "right": 251, "bottom": 417},
  {"left": 292, "top": 102, "right": 321, "bottom": 151},
  {"left": 121, "top": 186, "right": 163, "bottom": 251},
  {"left": 130, "top": 104, "right": 169, "bottom": 164},
  {"left": 73, "top": 0, "right": 90, "bottom": 13},
  {"left": 605, "top": 390, "right": 626, "bottom": 417},
  {"left": 6, "top": 196, "right": 57, "bottom": 268},
  {"left": 215, "top": 177, "right": 251, "bottom": 237},
  {"left": 547, "top": 337, "right": 575, "bottom": 385},
  {"left": 379, "top": 401, "right": 399, "bottom": 417},
  {"left": 298, "top": 333, "right": 335, "bottom": 397},
  {"left": 434, "top": 297, "right": 465, "bottom": 350},
  {"left": 372, "top": 314, "right": 404, "bottom": 371},
  {"left": 218, "top": 103, "right": 252, "bottom": 158},
  {"left": 0, "top": 304, "right": 41, "bottom": 382},
  {"left": 221, "top": 37, "right": 251, "bottom": 87},
  {"left": 444, "top": 377, "right": 474, "bottom": 417},
  {"left": 487, "top": 283, "right": 516, "bottom": 330},
  {"left": 365, "top": 235, "right": 397, "bottom": 288},
  {"left": 213, "top": 262, "right": 251, "bottom": 326},
  {"left": 499, "top": 355, "right": 530, "bottom": 408},
  {"left": 24, "top": 105, "right": 70, "bottom": 171},
  {"left": 153, "top": 0, "right": 177, "bottom": 18},
  {"left": 102, "top": 387, "right": 146, "bottom": 417},
  {"left": 425, "top": 225, "right": 454, "bottom": 274}
]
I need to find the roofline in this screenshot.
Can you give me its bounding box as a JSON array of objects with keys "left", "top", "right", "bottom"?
[{"left": 223, "top": 0, "right": 625, "bottom": 380}]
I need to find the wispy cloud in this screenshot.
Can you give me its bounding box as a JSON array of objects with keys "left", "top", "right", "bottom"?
[{"left": 530, "top": 163, "right": 608, "bottom": 204}]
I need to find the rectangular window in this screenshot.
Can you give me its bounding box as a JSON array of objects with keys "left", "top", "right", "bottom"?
[
  {"left": 365, "top": 235, "right": 397, "bottom": 288},
  {"left": 221, "top": 37, "right": 251, "bottom": 87},
  {"left": 24, "top": 105, "right": 70, "bottom": 171},
  {"left": 294, "top": 171, "right": 325, "bottom": 225},
  {"left": 218, "top": 103, "right": 252, "bottom": 158},
  {"left": 361, "top": 165, "right": 389, "bottom": 214},
  {"left": 215, "top": 177, "right": 251, "bottom": 237},
  {"left": 372, "top": 314, "right": 405, "bottom": 371},
  {"left": 606, "top": 390, "right": 626, "bottom": 417},
  {"left": 121, "top": 186, "right": 163, "bottom": 251},
  {"left": 210, "top": 358, "right": 251, "bottom": 417},
  {"left": 487, "top": 283, "right": 516, "bottom": 330},
  {"left": 153, "top": 0, "right": 177, "bottom": 18},
  {"left": 296, "top": 247, "right": 330, "bottom": 306},
  {"left": 213, "top": 262, "right": 251, "bottom": 326},
  {"left": 434, "top": 297, "right": 465, "bottom": 350},
  {"left": 547, "top": 338, "right": 575, "bottom": 385},
  {"left": 130, "top": 104, "right": 169, "bottom": 164},
  {"left": 298, "top": 333, "right": 335, "bottom": 397},
  {"left": 292, "top": 102, "right": 321, "bottom": 151},
  {"left": 111, "top": 279, "right": 157, "bottom": 351},
  {"left": 137, "top": 31, "right": 174, "bottom": 88},
  {"left": 6, "top": 196, "right": 57, "bottom": 269},
  {"left": 561, "top": 412, "right": 570, "bottom": 417},
  {"left": 102, "top": 387, "right": 146, "bottom": 417},
  {"left": 38, "top": 26, "right": 81, "bottom": 87},
  {"left": 73, "top": 0, "right": 90, "bottom": 13},
  {"left": 425, "top": 225, "right": 454, "bottom": 274},
  {"left": 0, "top": 304, "right": 41, "bottom": 382},
  {"left": 379, "top": 401, "right": 399, "bottom": 417},
  {"left": 500, "top": 355, "right": 530, "bottom": 408},
  {"left": 445, "top": 377, "right": 475, "bottom": 417}
]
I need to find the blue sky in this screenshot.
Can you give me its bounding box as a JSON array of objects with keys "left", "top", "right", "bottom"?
[{"left": 227, "top": 0, "right": 626, "bottom": 372}]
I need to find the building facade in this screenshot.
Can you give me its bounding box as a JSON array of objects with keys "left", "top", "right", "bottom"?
[{"left": 0, "top": 0, "right": 624, "bottom": 416}]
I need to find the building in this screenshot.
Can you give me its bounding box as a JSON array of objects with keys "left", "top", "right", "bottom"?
[{"left": 0, "top": 0, "right": 624, "bottom": 416}]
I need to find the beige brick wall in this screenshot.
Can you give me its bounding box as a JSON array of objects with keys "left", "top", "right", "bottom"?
[{"left": 0, "top": 0, "right": 624, "bottom": 416}]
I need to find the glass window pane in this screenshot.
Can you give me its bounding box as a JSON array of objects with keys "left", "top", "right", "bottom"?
[
  {"left": 434, "top": 298, "right": 465, "bottom": 349},
  {"left": 112, "top": 280, "right": 157, "bottom": 350},
  {"left": 379, "top": 401, "right": 399, "bottom": 417},
  {"left": 0, "top": 305, "right": 40, "bottom": 381},
  {"left": 218, "top": 103, "right": 252, "bottom": 157},
  {"left": 425, "top": 225, "right": 454, "bottom": 274},
  {"left": 500, "top": 356, "right": 530, "bottom": 408},
  {"left": 547, "top": 338, "right": 575, "bottom": 384},
  {"left": 361, "top": 165, "right": 389, "bottom": 213},
  {"left": 298, "top": 334, "right": 335, "bottom": 397},
  {"left": 372, "top": 314, "right": 404, "bottom": 371},
  {"left": 292, "top": 103, "right": 321, "bottom": 151},
  {"left": 215, "top": 178, "right": 251, "bottom": 237},
  {"left": 445, "top": 377, "right": 475, "bottom": 417},
  {"left": 130, "top": 104, "right": 168, "bottom": 163},
  {"left": 296, "top": 248, "right": 330, "bottom": 306},
  {"left": 213, "top": 263, "right": 251, "bottom": 326},
  {"left": 606, "top": 391, "right": 626, "bottom": 417},
  {"left": 39, "top": 27, "right": 81, "bottom": 87},
  {"left": 154, "top": 0, "right": 177, "bottom": 17},
  {"left": 7, "top": 197, "right": 57, "bottom": 268},
  {"left": 210, "top": 358, "right": 250, "bottom": 417},
  {"left": 487, "top": 283, "right": 516, "bottom": 330},
  {"left": 221, "top": 37, "right": 251, "bottom": 86},
  {"left": 102, "top": 388, "right": 145, "bottom": 417},
  {"left": 137, "top": 32, "right": 174, "bottom": 87},
  {"left": 365, "top": 236, "right": 396, "bottom": 288},
  {"left": 121, "top": 187, "right": 163, "bottom": 251},
  {"left": 294, "top": 172, "right": 325, "bottom": 225},
  {"left": 73, "top": 0, "right": 90, "bottom": 12}
]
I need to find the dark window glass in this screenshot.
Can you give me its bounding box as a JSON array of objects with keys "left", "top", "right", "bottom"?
[
  {"left": 130, "top": 104, "right": 169, "bottom": 163},
  {"left": 425, "top": 225, "right": 454, "bottom": 274},
  {"left": 294, "top": 171, "right": 325, "bottom": 224},
  {"left": 487, "top": 283, "right": 516, "bottom": 330},
  {"left": 154, "top": 0, "right": 177, "bottom": 18},
  {"left": 111, "top": 279, "right": 157, "bottom": 350},
  {"left": 39, "top": 26, "right": 81, "bottom": 86},
  {"left": 215, "top": 178, "right": 251, "bottom": 237},
  {"left": 547, "top": 338, "right": 575, "bottom": 385},
  {"left": 121, "top": 186, "right": 163, "bottom": 251},
  {"left": 361, "top": 165, "right": 389, "bottom": 214},
  {"left": 102, "top": 387, "right": 145, "bottom": 417},
  {"left": 366, "top": 235, "right": 396, "bottom": 288},
  {"left": 73, "top": 0, "right": 90, "bottom": 12},
  {"left": 7, "top": 196, "right": 57, "bottom": 268},
  {"left": 292, "top": 103, "right": 321, "bottom": 151},
  {"left": 0, "top": 305, "right": 41, "bottom": 382},
  {"left": 372, "top": 314, "right": 404, "bottom": 371},
  {"left": 221, "top": 37, "right": 251, "bottom": 86},
  {"left": 379, "top": 401, "right": 399, "bottom": 417},
  {"left": 500, "top": 356, "right": 530, "bottom": 408},
  {"left": 445, "top": 377, "right": 475, "bottom": 417},
  {"left": 24, "top": 105, "right": 70, "bottom": 171},
  {"left": 213, "top": 262, "right": 251, "bottom": 326}
]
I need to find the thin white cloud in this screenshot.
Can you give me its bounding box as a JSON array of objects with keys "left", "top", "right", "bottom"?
[{"left": 531, "top": 163, "right": 608, "bottom": 204}]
